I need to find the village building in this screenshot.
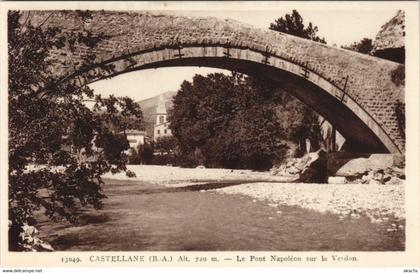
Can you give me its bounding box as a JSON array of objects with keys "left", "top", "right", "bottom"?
[
  {"left": 153, "top": 94, "right": 172, "bottom": 140},
  {"left": 126, "top": 129, "right": 149, "bottom": 150}
]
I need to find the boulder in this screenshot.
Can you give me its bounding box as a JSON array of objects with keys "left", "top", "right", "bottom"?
[
  {"left": 361, "top": 172, "right": 373, "bottom": 184},
  {"left": 386, "top": 177, "right": 404, "bottom": 185},
  {"left": 270, "top": 164, "right": 286, "bottom": 175},
  {"left": 367, "top": 179, "right": 383, "bottom": 185},
  {"left": 335, "top": 158, "right": 369, "bottom": 177},
  {"left": 335, "top": 154, "right": 394, "bottom": 177},
  {"left": 270, "top": 162, "right": 299, "bottom": 178},
  {"left": 269, "top": 168, "right": 278, "bottom": 175},
  {"left": 373, "top": 170, "right": 385, "bottom": 182},
  {"left": 299, "top": 150, "right": 328, "bottom": 183},
  {"left": 328, "top": 176, "right": 348, "bottom": 184},
  {"left": 368, "top": 154, "right": 394, "bottom": 170},
  {"left": 393, "top": 154, "right": 405, "bottom": 168},
  {"left": 295, "top": 154, "right": 311, "bottom": 170},
  {"left": 287, "top": 166, "right": 300, "bottom": 175},
  {"left": 382, "top": 173, "right": 392, "bottom": 183},
  {"left": 286, "top": 160, "right": 295, "bottom": 168},
  {"left": 389, "top": 166, "right": 405, "bottom": 179}
]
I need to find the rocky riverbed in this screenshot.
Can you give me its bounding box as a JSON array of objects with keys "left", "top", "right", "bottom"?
[
  {"left": 213, "top": 183, "right": 404, "bottom": 225},
  {"left": 35, "top": 178, "right": 405, "bottom": 251},
  {"left": 104, "top": 165, "right": 405, "bottom": 226},
  {"left": 22, "top": 164, "right": 405, "bottom": 252}
]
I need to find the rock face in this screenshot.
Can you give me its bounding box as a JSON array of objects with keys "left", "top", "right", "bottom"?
[
  {"left": 270, "top": 159, "right": 300, "bottom": 180},
  {"left": 373, "top": 10, "right": 405, "bottom": 63},
  {"left": 374, "top": 10, "right": 405, "bottom": 51},
  {"left": 299, "top": 150, "right": 328, "bottom": 183},
  {"left": 271, "top": 150, "right": 328, "bottom": 183}
]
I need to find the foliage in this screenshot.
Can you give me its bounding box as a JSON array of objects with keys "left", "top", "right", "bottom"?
[
  {"left": 169, "top": 73, "right": 295, "bottom": 170},
  {"left": 390, "top": 65, "right": 405, "bottom": 87},
  {"left": 93, "top": 95, "right": 144, "bottom": 134},
  {"left": 395, "top": 100, "right": 405, "bottom": 139},
  {"left": 291, "top": 108, "right": 325, "bottom": 154},
  {"left": 342, "top": 38, "right": 374, "bottom": 54},
  {"left": 137, "top": 143, "right": 154, "bottom": 164},
  {"left": 269, "top": 10, "right": 331, "bottom": 153},
  {"left": 390, "top": 67, "right": 405, "bottom": 140},
  {"left": 127, "top": 143, "right": 154, "bottom": 165},
  {"left": 128, "top": 148, "right": 141, "bottom": 164},
  {"left": 269, "top": 10, "right": 326, "bottom": 44},
  {"left": 154, "top": 135, "right": 178, "bottom": 155},
  {"left": 152, "top": 154, "right": 177, "bottom": 166},
  {"left": 8, "top": 11, "right": 142, "bottom": 250}
]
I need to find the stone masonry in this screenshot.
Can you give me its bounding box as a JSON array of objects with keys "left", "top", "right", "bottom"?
[{"left": 24, "top": 10, "right": 405, "bottom": 153}]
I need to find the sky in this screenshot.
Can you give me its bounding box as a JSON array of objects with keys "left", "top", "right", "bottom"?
[{"left": 89, "top": 8, "right": 398, "bottom": 102}]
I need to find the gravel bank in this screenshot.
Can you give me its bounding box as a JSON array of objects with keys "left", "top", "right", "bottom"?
[
  {"left": 103, "top": 165, "right": 294, "bottom": 186},
  {"left": 213, "top": 183, "right": 405, "bottom": 222},
  {"left": 103, "top": 165, "right": 405, "bottom": 223}
]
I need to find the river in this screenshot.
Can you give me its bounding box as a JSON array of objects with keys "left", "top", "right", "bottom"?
[{"left": 36, "top": 178, "right": 405, "bottom": 251}]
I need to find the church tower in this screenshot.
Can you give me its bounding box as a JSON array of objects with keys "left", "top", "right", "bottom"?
[
  {"left": 156, "top": 93, "right": 167, "bottom": 125},
  {"left": 153, "top": 93, "right": 172, "bottom": 140}
]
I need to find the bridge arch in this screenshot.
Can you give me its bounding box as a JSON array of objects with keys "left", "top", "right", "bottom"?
[{"left": 33, "top": 10, "right": 405, "bottom": 154}]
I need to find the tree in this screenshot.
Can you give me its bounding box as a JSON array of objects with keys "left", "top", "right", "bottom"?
[
  {"left": 269, "top": 10, "right": 328, "bottom": 153},
  {"left": 169, "top": 73, "right": 289, "bottom": 170},
  {"left": 94, "top": 95, "right": 144, "bottom": 134},
  {"left": 137, "top": 143, "right": 154, "bottom": 164},
  {"left": 154, "top": 135, "right": 177, "bottom": 155},
  {"left": 292, "top": 108, "right": 325, "bottom": 154},
  {"left": 342, "top": 38, "right": 374, "bottom": 54},
  {"left": 269, "top": 10, "right": 326, "bottom": 44},
  {"left": 8, "top": 11, "right": 142, "bottom": 250}
]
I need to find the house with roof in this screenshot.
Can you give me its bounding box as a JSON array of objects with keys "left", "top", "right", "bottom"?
[{"left": 126, "top": 129, "right": 150, "bottom": 150}]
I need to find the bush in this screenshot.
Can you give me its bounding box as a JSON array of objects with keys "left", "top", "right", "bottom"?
[
  {"left": 152, "top": 154, "right": 177, "bottom": 166},
  {"left": 128, "top": 148, "right": 141, "bottom": 164},
  {"left": 138, "top": 143, "right": 154, "bottom": 164},
  {"left": 391, "top": 65, "right": 405, "bottom": 87},
  {"left": 394, "top": 100, "right": 405, "bottom": 139}
]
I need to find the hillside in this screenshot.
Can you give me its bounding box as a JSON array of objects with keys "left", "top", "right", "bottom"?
[{"left": 138, "top": 91, "right": 177, "bottom": 138}]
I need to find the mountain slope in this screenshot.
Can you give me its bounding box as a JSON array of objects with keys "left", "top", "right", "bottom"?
[{"left": 138, "top": 91, "right": 177, "bottom": 138}]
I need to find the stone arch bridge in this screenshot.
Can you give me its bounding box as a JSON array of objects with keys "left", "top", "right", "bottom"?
[{"left": 29, "top": 10, "right": 405, "bottom": 154}]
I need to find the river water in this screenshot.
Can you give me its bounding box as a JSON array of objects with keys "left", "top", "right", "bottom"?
[{"left": 37, "top": 179, "right": 405, "bottom": 251}]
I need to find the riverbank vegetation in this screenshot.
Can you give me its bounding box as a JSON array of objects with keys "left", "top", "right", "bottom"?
[
  {"left": 8, "top": 11, "right": 143, "bottom": 251},
  {"left": 169, "top": 73, "right": 323, "bottom": 170},
  {"left": 166, "top": 10, "right": 330, "bottom": 170}
]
